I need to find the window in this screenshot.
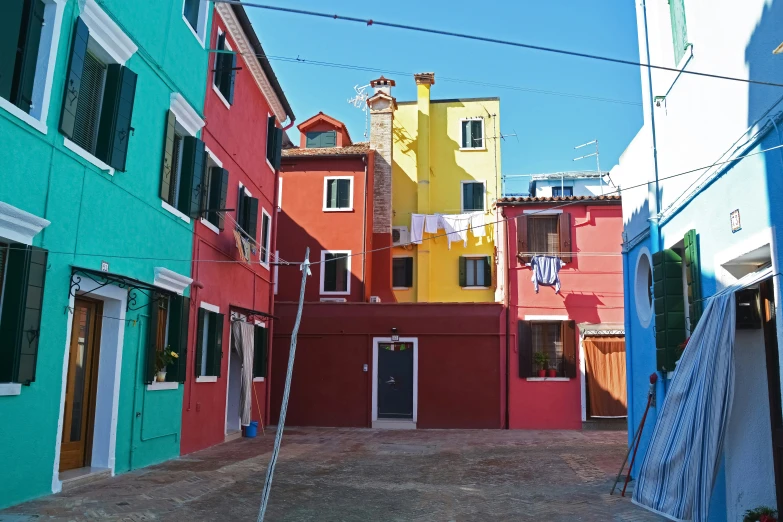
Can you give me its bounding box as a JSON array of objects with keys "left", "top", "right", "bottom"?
[
  {"left": 159, "top": 110, "right": 207, "bottom": 219},
  {"left": 145, "top": 294, "right": 189, "bottom": 383},
  {"left": 182, "top": 0, "right": 207, "bottom": 44},
  {"left": 0, "top": 243, "right": 48, "bottom": 386},
  {"left": 393, "top": 258, "right": 413, "bottom": 288},
  {"left": 461, "top": 119, "right": 484, "bottom": 149},
  {"left": 306, "top": 131, "right": 337, "bottom": 148},
  {"left": 212, "top": 30, "right": 236, "bottom": 105},
  {"left": 462, "top": 181, "right": 485, "bottom": 212},
  {"left": 266, "top": 115, "right": 283, "bottom": 170},
  {"left": 552, "top": 186, "right": 573, "bottom": 197},
  {"left": 260, "top": 210, "right": 271, "bottom": 266},
  {"left": 516, "top": 213, "right": 572, "bottom": 263},
  {"left": 668, "top": 0, "right": 689, "bottom": 64},
  {"left": 518, "top": 320, "right": 576, "bottom": 378},
  {"left": 253, "top": 324, "right": 269, "bottom": 378},
  {"left": 459, "top": 256, "right": 491, "bottom": 288},
  {"left": 324, "top": 177, "right": 353, "bottom": 211},
  {"left": 321, "top": 251, "right": 350, "bottom": 294},
  {"left": 59, "top": 17, "right": 138, "bottom": 171},
  {"left": 635, "top": 250, "right": 653, "bottom": 328},
  {"left": 195, "top": 305, "right": 224, "bottom": 378},
  {"left": 204, "top": 163, "right": 228, "bottom": 230},
  {"left": 236, "top": 185, "right": 259, "bottom": 240}
]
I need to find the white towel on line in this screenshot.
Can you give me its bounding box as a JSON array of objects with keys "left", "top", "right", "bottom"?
[
  {"left": 410, "top": 214, "right": 425, "bottom": 244},
  {"left": 440, "top": 214, "right": 471, "bottom": 249},
  {"left": 424, "top": 214, "right": 441, "bottom": 234},
  {"left": 470, "top": 212, "right": 486, "bottom": 237}
]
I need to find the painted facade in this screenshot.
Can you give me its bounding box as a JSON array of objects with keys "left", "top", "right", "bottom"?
[
  {"left": 499, "top": 195, "right": 625, "bottom": 429},
  {"left": 179, "top": 3, "right": 293, "bottom": 456},
  {"left": 0, "top": 0, "right": 209, "bottom": 508},
  {"left": 612, "top": 0, "right": 783, "bottom": 517},
  {"left": 391, "top": 74, "right": 503, "bottom": 304}
]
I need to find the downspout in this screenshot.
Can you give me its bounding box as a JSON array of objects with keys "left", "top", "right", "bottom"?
[
  {"left": 622, "top": 246, "right": 635, "bottom": 448},
  {"left": 361, "top": 156, "right": 368, "bottom": 301},
  {"left": 266, "top": 142, "right": 285, "bottom": 427},
  {"left": 503, "top": 207, "right": 511, "bottom": 430},
  {"left": 642, "top": 0, "right": 662, "bottom": 253}
]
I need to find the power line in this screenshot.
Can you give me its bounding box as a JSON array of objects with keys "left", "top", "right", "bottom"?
[{"left": 214, "top": 0, "right": 783, "bottom": 89}]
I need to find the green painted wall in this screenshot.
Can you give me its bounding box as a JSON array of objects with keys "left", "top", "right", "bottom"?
[{"left": 0, "top": 0, "right": 209, "bottom": 509}]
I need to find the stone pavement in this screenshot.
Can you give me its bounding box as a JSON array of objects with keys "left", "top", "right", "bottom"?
[{"left": 0, "top": 428, "right": 664, "bottom": 521}]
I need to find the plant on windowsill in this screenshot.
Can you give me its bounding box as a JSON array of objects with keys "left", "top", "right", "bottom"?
[
  {"left": 743, "top": 507, "right": 777, "bottom": 522},
  {"left": 533, "top": 351, "right": 549, "bottom": 378},
  {"left": 547, "top": 364, "right": 558, "bottom": 378},
  {"left": 155, "top": 346, "right": 178, "bottom": 382}
]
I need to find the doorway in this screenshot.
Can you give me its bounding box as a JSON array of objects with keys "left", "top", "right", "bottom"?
[
  {"left": 761, "top": 278, "right": 783, "bottom": 514},
  {"left": 225, "top": 312, "right": 244, "bottom": 437},
  {"left": 60, "top": 298, "right": 103, "bottom": 472},
  {"left": 372, "top": 338, "right": 418, "bottom": 428},
  {"left": 583, "top": 335, "right": 627, "bottom": 420}
]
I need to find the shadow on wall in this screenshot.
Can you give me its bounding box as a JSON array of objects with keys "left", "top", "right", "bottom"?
[
  {"left": 564, "top": 293, "right": 605, "bottom": 325},
  {"left": 275, "top": 210, "right": 328, "bottom": 302}
]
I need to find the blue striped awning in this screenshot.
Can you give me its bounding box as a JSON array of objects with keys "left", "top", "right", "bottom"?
[{"left": 632, "top": 266, "right": 772, "bottom": 521}]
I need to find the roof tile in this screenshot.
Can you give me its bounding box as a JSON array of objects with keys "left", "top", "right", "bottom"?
[{"left": 282, "top": 143, "right": 370, "bottom": 157}]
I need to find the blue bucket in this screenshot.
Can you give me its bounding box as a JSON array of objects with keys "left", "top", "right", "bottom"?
[{"left": 244, "top": 421, "right": 258, "bottom": 438}]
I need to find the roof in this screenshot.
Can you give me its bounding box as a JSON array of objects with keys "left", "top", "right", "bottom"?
[
  {"left": 497, "top": 195, "right": 621, "bottom": 205},
  {"left": 231, "top": 4, "right": 295, "bottom": 122},
  {"left": 397, "top": 96, "right": 500, "bottom": 105},
  {"left": 528, "top": 171, "right": 609, "bottom": 180},
  {"left": 297, "top": 112, "right": 352, "bottom": 144},
  {"left": 281, "top": 142, "right": 370, "bottom": 158}
]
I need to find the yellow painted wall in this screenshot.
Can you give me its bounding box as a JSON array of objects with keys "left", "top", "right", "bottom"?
[{"left": 391, "top": 95, "right": 501, "bottom": 303}]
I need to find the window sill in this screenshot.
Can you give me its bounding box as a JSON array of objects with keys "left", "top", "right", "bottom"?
[
  {"left": 199, "top": 218, "right": 220, "bottom": 235},
  {"left": 196, "top": 376, "right": 218, "bottom": 383},
  {"left": 526, "top": 377, "right": 570, "bottom": 382},
  {"left": 321, "top": 292, "right": 350, "bottom": 296},
  {"left": 393, "top": 287, "right": 412, "bottom": 291},
  {"left": 147, "top": 382, "right": 178, "bottom": 391},
  {"left": 0, "top": 383, "right": 22, "bottom": 396},
  {"left": 266, "top": 158, "right": 275, "bottom": 173},
  {"left": 253, "top": 377, "right": 265, "bottom": 382},
  {"left": 183, "top": 16, "right": 205, "bottom": 48},
  {"left": 462, "top": 209, "right": 486, "bottom": 214},
  {"left": 322, "top": 208, "right": 354, "bottom": 212},
  {"left": 212, "top": 83, "right": 232, "bottom": 109},
  {"left": 63, "top": 138, "right": 115, "bottom": 175},
  {"left": 0, "top": 98, "right": 47, "bottom": 135},
  {"left": 459, "top": 147, "right": 486, "bottom": 152},
  {"left": 161, "top": 200, "right": 192, "bottom": 223},
  {"left": 461, "top": 286, "right": 491, "bottom": 290}
]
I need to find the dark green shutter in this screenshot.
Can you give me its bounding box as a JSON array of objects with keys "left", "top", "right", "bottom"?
[
  {"left": 474, "top": 184, "right": 483, "bottom": 210},
  {"left": 246, "top": 197, "right": 259, "bottom": 239},
  {"left": 273, "top": 127, "right": 283, "bottom": 169},
  {"left": 160, "top": 110, "right": 177, "bottom": 202},
  {"left": 209, "top": 312, "right": 224, "bottom": 377},
  {"left": 458, "top": 256, "right": 467, "bottom": 287},
  {"left": 405, "top": 257, "right": 413, "bottom": 287},
  {"left": 96, "top": 64, "right": 137, "bottom": 171},
  {"left": 179, "top": 136, "right": 206, "bottom": 216},
  {"left": 684, "top": 229, "right": 702, "bottom": 331},
  {"left": 208, "top": 167, "right": 228, "bottom": 229},
  {"left": 59, "top": 17, "right": 90, "bottom": 140},
  {"left": 484, "top": 256, "right": 492, "bottom": 286},
  {"left": 237, "top": 186, "right": 246, "bottom": 230},
  {"left": 461, "top": 121, "right": 469, "bottom": 148},
  {"left": 517, "top": 215, "right": 530, "bottom": 264},
  {"left": 324, "top": 254, "right": 336, "bottom": 290},
  {"left": 0, "top": 244, "right": 47, "bottom": 384},
  {"left": 471, "top": 120, "right": 483, "bottom": 147},
  {"left": 462, "top": 183, "right": 471, "bottom": 210},
  {"left": 227, "top": 51, "right": 236, "bottom": 104},
  {"left": 0, "top": 1, "right": 26, "bottom": 101},
  {"left": 559, "top": 212, "right": 572, "bottom": 263},
  {"left": 266, "top": 116, "right": 276, "bottom": 163},
  {"left": 145, "top": 295, "right": 161, "bottom": 384},
  {"left": 15, "top": 0, "right": 45, "bottom": 114},
  {"left": 213, "top": 32, "right": 225, "bottom": 91},
  {"left": 518, "top": 321, "right": 532, "bottom": 378},
  {"left": 166, "top": 295, "right": 190, "bottom": 383},
  {"left": 562, "top": 321, "right": 577, "bottom": 378},
  {"left": 195, "top": 308, "right": 206, "bottom": 377},
  {"left": 253, "top": 325, "right": 268, "bottom": 378},
  {"left": 653, "top": 249, "right": 687, "bottom": 371},
  {"left": 669, "top": 0, "right": 689, "bottom": 64},
  {"left": 337, "top": 179, "right": 350, "bottom": 208}
]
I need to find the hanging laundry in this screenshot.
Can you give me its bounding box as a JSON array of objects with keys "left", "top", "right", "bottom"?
[
  {"left": 410, "top": 214, "right": 425, "bottom": 244},
  {"left": 233, "top": 229, "right": 245, "bottom": 261},
  {"left": 425, "top": 214, "right": 441, "bottom": 234},
  {"left": 530, "top": 255, "right": 564, "bottom": 293},
  {"left": 440, "top": 214, "right": 471, "bottom": 249},
  {"left": 470, "top": 212, "right": 486, "bottom": 237},
  {"left": 241, "top": 236, "right": 252, "bottom": 264}
]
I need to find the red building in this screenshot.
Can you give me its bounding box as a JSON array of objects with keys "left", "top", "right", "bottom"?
[
  {"left": 180, "top": 2, "right": 294, "bottom": 455},
  {"left": 498, "top": 193, "right": 626, "bottom": 430}
]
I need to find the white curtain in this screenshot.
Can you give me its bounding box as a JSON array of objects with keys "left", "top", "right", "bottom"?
[{"left": 231, "top": 321, "right": 255, "bottom": 427}]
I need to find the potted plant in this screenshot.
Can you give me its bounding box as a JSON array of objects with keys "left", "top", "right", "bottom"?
[
  {"left": 155, "top": 346, "right": 178, "bottom": 382},
  {"left": 547, "top": 364, "right": 558, "bottom": 378},
  {"left": 743, "top": 507, "right": 777, "bottom": 522},
  {"left": 533, "top": 352, "right": 549, "bottom": 377}
]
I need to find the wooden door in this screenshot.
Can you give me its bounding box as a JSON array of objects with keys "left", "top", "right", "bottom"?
[
  {"left": 60, "top": 298, "right": 103, "bottom": 472},
  {"left": 761, "top": 279, "right": 783, "bottom": 514},
  {"left": 377, "top": 343, "right": 414, "bottom": 419}
]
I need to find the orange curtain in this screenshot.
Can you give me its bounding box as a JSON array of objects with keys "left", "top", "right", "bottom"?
[{"left": 584, "top": 336, "right": 627, "bottom": 417}]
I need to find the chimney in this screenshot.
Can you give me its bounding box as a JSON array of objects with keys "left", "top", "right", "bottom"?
[
  {"left": 367, "top": 76, "right": 397, "bottom": 235},
  {"left": 413, "top": 73, "right": 434, "bottom": 302}
]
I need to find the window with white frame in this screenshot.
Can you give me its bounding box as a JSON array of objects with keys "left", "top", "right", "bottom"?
[
  {"left": 0, "top": 0, "right": 65, "bottom": 131},
  {"left": 195, "top": 303, "right": 224, "bottom": 377},
  {"left": 461, "top": 118, "right": 484, "bottom": 149},
  {"left": 202, "top": 151, "right": 228, "bottom": 231},
  {"left": 236, "top": 184, "right": 259, "bottom": 241},
  {"left": 260, "top": 209, "right": 271, "bottom": 266},
  {"left": 461, "top": 181, "right": 485, "bottom": 212},
  {"left": 323, "top": 177, "right": 353, "bottom": 211},
  {"left": 212, "top": 29, "right": 235, "bottom": 106},
  {"left": 552, "top": 186, "right": 573, "bottom": 197},
  {"left": 182, "top": 0, "right": 208, "bottom": 45},
  {"left": 459, "top": 256, "right": 491, "bottom": 288},
  {"left": 321, "top": 251, "right": 350, "bottom": 294}
]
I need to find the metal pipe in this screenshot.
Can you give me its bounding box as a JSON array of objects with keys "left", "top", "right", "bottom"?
[{"left": 642, "top": 0, "right": 662, "bottom": 252}]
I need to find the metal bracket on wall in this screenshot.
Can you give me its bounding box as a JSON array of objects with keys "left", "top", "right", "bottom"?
[{"left": 69, "top": 267, "right": 174, "bottom": 311}]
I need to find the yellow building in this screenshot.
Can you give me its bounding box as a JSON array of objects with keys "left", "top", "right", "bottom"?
[{"left": 391, "top": 73, "right": 502, "bottom": 303}]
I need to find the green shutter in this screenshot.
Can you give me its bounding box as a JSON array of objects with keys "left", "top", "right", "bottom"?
[
  {"left": 166, "top": 295, "right": 190, "bottom": 383},
  {"left": 405, "top": 257, "right": 413, "bottom": 287},
  {"left": 213, "top": 32, "right": 225, "bottom": 91},
  {"left": 683, "top": 229, "right": 703, "bottom": 331},
  {"left": 266, "top": 116, "right": 276, "bottom": 162},
  {"left": 273, "top": 127, "right": 283, "bottom": 170},
  {"left": 145, "top": 295, "right": 162, "bottom": 384},
  {"left": 653, "top": 249, "right": 686, "bottom": 371},
  {"left": 559, "top": 212, "right": 572, "bottom": 263},
  {"left": 253, "top": 325, "right": 268, "bottom": 378},
  {"left": 15, "top": 0, "right": 45, "bottom": 114},
  {"left": 462, "top": 183, "right": 471, "bottom": 210},
  {"left": 474, "top": 184, "right": 484, "bottom": 210},
  {"left": 669, "top": 0, "right": 689, "bottom": 64},
  {"left": 563, "top": 321, "right": 577, "bottom": 378},
  {"left": 59, "top": 18, "right": 90, "bottom": 140},
  {"left": 518, "top": 321, "right": 533, "bottom": 377},
  {"left": 209, "top": 312, "right": 224, "bottom": 377},
  {"left": 237, "top": 186, "right": 246, "bottom": 230},
  {"left": 458, "top": 256, "right": 467, "bottom": 287},
  {"left": 96, "top": 64, "right": 137, "bottom": 171},
  {"left": 160, "top": 110, "right": 177, "bottom": 202},
  {"left": 324, "top": 254, "right": 336, "bottom": 290},
  {"left": 484, "top": 256, "right": 492, "bottom": 286},
  {"left": 179, "top": 136, "right": 206, "bottom": 216},
  {"left": 195, "top": 308, "right": 206, "bottom": 377},
  {"left": 246, "top": 197, "right": 259, "bottom": 240},
  {"left": 226, "top": 51, "right": 236, "bottom": 104},
  {"left": 208, "top": 167, "right": 228, "bottom": 229},
  {"left": 0, "top": 1, "right": 25, "bottom": 101}
]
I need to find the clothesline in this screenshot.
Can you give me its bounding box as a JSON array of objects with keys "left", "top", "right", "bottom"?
[{"left": 410, "top": 211, "right": 488, "bottom": 249}]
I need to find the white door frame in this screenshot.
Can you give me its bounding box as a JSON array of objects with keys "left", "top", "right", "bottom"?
[{"left": 371, "top": 337, "right": 418, "bottom": 423}]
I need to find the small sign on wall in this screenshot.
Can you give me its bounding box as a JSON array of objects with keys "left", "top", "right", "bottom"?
[
  {"left": 730, "top": 209, "right": 741, "bottom": 233},
  {"left": 101, "top": 261, "right": 110, "bottom": 272}
]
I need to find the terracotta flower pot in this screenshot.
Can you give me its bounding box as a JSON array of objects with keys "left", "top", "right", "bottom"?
[
  {"left": 537, "top": 369, "right": 547, "bottom": 377},
  {"left": 547, "top": 369, "right": 557, "bottom": 378}
]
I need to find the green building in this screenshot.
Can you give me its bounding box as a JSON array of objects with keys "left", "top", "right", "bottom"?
[{"left": 0, "top": 0, "right": 211, "bottom": 508}]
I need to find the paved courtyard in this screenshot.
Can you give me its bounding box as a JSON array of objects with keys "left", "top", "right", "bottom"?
[{"left": 1, "top": 428, "right": 663, "bottom": 521}]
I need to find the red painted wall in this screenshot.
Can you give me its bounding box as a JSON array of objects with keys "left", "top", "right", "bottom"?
[
  {"left": 271, "top": 303, "right": 505, "bottom": 429},
  {"left": 180, "top": 10, "right": 280, "bottom": 455},
  {"left": 278, "top": 153, "right": 374, "bottom": 302},
  {"left": 503, "top": 202, "right": 624, "bottom": 430}
]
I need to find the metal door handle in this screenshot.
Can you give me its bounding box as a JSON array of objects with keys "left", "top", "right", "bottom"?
[{"left": 386, "top": 376, "right": 395, "bottom": 385}]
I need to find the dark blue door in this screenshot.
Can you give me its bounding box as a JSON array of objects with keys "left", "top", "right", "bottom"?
[{"left": 377, "top": 343, "right": 413, "bottom": 419}]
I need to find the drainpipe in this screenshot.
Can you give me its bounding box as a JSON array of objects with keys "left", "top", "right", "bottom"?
[
  {"left": 621, "top": 247, "right": 635, "bottom": 447},
  {"left": 642, "top": 0, "right": 662, "bottom": 253},
  {"left": 503, "top": 207, "right": 511, "bottom": 430},
  {"left": 361, "top": 156, "right": 369, "bottom": 300}
]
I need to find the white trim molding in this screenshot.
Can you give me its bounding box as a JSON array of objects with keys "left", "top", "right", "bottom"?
[
  {"left": 147, "top": 382, "right": 178, "bottom": 391},
  {"left": 372, "top": 337, "right": 418, "bottom": 424},
  {"left": 181, "top": 0, "right": 209, "bottom": 48},
  {"left": 63, "top": 137, "right": 115, "bottom": 175},
  {"left": 460, "top": 180, "right": 486, "bottom": 212},
  {"left": 153, "top": 267, "right": 192, "bottom": 295},
  {"left": 459, "top": 117, "right": 486, "bottom": 150},
  {"left": 523, "top": 209, "right": 563, "bottom": 214},
  {"left": 80, "top": 0, "right": 138, "bottom": 65},
  {"left": 322, "top": 176, "right": 354, "bottom": 212},
  {"left": 0, "top": 383, "right": 22, "bottom": 396},
  {"left": 199, "top": 218, "right": 220, "bottom": 235},
  {"left": 161, "top": 200, "right": 191, "bottom": 223},
  {"left": 253, "top": 377, "right": 265, "bottom": 382},
  {"left": 259, "top": 208, "right": 272, "bottom": 268},
  {"left": 200, "top": 301, "right": 220, "bottom": 313},
  {"left": 320, "top": 250, "right": 352, "bottom": 295},
  {"left": 523, "top": 314, "right": 569, "bottom": 321},
  {"left": 526, "top": 377, "right": 570, "bottom": 382},
  {"left": 196, "top": 376, "right": 218, "bottom": 383},
  {"left": 0, "top": 202, "right": 51, "bottom": 245},
  {"left": 170, "top": 93, "right": 205, "bottom": 137}
]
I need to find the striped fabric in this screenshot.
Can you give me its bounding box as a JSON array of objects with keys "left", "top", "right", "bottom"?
[
  {"left": 231, "top": 321, "right": 255, "bottom": 427},
  {"left": 633, "top": 267, "right": 772, "bottom": 521}
]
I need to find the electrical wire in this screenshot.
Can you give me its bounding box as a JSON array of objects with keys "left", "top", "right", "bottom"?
[{"left": 213, "top": 0, "right": 783, "bottom": 89}]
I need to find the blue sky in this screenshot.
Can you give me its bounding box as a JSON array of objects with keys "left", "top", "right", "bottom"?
[{"left": 245, "top": 0, "right": 644, "bottom": 195}]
